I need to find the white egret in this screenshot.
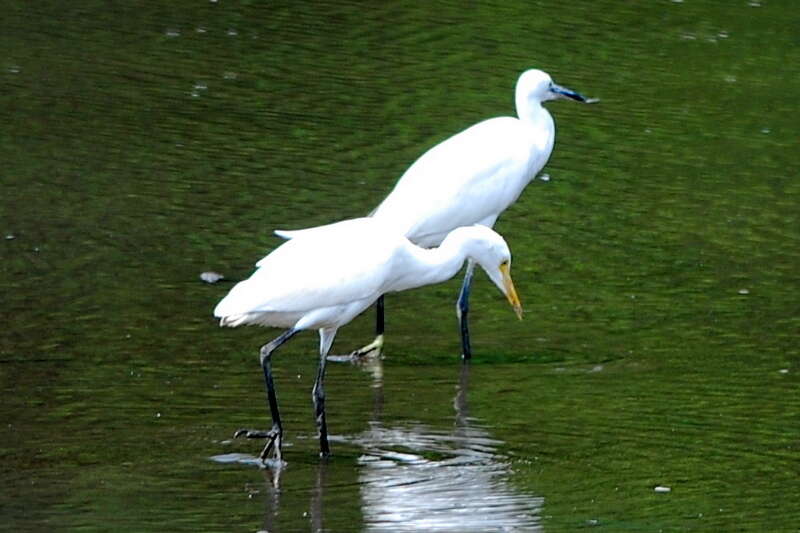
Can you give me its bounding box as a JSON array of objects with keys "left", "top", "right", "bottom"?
[
  {"left": 214, "top": 217, "right": 522, "bottom": 461},
  {"left": 286, "top": 68, "right": 593, "bottom": 359}
]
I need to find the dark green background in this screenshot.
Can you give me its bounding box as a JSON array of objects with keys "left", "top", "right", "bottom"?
[{"left": 1, "top": 1, "right": 798, "bottom": 531}]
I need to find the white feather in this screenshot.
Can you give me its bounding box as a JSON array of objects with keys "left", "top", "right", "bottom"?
[{"left": 213, "top": 219, "right": 519, "bottom": 333}]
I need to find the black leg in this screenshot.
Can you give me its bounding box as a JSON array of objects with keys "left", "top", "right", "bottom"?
[
  {"left": 456, "top": 262, "right": 475, "bottom": 360},
  {"left": 234, "top": 328, "right": 298, "bottom": 463},
  {"left": 346, "top": 297, "right": 385, "bottom": 359},
  {"left": 314, "top": 327, "right": 338, "bottom": 457},
  {"left": 375, "top": 295, "right": 385, "bottom": 336},
  {"left": 312, "top": 354, "right": 330, "bottom": 457}
]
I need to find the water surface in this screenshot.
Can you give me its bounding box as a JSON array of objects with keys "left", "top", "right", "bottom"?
[{"left": 2, "top": 0, "right": 799, "bottom": 531}]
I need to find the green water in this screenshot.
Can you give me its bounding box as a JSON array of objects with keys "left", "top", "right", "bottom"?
[{"left": 2, "top": 1, "right": 798, "bottom": 531}]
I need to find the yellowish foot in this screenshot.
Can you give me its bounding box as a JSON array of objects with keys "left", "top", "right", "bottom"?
[{"left": 348, "top": 334, "right": 384, "bottom": 359}]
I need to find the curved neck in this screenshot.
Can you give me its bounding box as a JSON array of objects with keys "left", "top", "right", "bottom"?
[
  {"left": 516, "top": 92, "right": 549, "bottom": 125},
  {"left": 395, "top": 232, "right": 474, "bottom": 292},
  {"left": 515, "top": 92, "right": 556, "bottom": 156}
]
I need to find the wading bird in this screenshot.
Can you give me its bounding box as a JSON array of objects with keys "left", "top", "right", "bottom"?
[
  {"left": 282, "top": 69, "right": 593, "bottom": 359},
  {"left": 368, "top": 69, "right": 593, "bottom": 359},
  {"left": 214, "top": 218, "right": 522, "bottom": 461}
]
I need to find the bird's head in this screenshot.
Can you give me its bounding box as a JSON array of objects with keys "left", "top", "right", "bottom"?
[
  {"left": 458, "top": 225, "right": 523, "bottom": 320},
  {"left": 517, "top": 68, "right": 595, "bottom": 107}
]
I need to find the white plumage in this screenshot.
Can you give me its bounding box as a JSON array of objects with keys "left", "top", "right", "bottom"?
[
  {"left": 361, "top": 69, "right": 592, "bottom": 357},
  {"left": 371, "top": 69, "right": 591, "bottom": 246},
  {"left": 215, "top": 219, "right": 393, "bottom": 330},
  {"left": 215, "top": 218, "right": 520, "bottom": 331},
  {"left": 278, "top": 70, "right": 591, "bottom": 358},
  {"left": 214, "top": 217, "right": 522, "bottom": 461}
]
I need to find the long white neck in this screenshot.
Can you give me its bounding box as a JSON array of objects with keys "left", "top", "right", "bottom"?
[
  {"left": 514, "top": 93, "right": 553, "bottom": 123},
  {"left": 516, "top": 90, "right": 534, "bottom": 123},
  {"left": 391, "top": 230, "right": 478, "bottom": 293},
  {"left": 516, "top": 92, "right": 556, "bottom": 158}
]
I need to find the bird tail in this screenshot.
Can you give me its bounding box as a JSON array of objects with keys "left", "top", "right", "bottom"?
[
  {"left": 218, "top": 313, "right": 252, "bottom": 327},
  {"left": 214, "top": 280, "right": 263, "bottom": 326},
  {"left": 274, "top": 228, "right": 305, "bottom": 240}
]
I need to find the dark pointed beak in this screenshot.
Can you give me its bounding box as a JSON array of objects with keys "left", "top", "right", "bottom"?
[{"left": 551, "top": 83, "right": 597, "bottom": 103}]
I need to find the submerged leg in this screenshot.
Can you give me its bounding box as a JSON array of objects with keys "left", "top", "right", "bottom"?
[
  {"left": 456, "top": 261, "right": 476, "bottom": 360},
  {"left": 313, "top": 328, "right": 337, "bottom": 457},
  {"left": 234, "top": 328, "right": 298, "bottom": 463},
  {"left": 347, "top": 296, "right": 385, "bottom": 359}
]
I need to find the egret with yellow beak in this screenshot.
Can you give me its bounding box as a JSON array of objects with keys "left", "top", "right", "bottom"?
[{"left": 214, "top": 218, "right": 521, "bottom": 462}]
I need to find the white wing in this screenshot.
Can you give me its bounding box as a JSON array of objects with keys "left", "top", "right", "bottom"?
[
  {"left": 214, "top": 218, "right": 404, "bottom": 318},
  {"left": 372, "top": 116, "right": 550, "bottom": 246},
  {"left": 272, "top": 217, "right": 370, "bottom": 241}
]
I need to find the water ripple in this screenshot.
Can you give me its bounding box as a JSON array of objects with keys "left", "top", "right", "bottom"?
[
  {"left": 338, "top": 362, "right": 544, "bottom": 533},
  {"left": 347, "top": 422, "right": 542, "bottom": 532}
]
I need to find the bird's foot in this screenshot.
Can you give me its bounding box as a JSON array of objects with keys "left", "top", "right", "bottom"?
[
  {"left": 349, "top": 334, "right": 385, "bottom": 359},
  {"left": 325, "top": 335, "right": 384, "bottom": 363},
  {"left": 234, "top": 427, "right": 282, "bottom": 463}
]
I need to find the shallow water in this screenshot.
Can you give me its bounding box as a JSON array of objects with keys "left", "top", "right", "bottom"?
[{"left": 2, "top": 0, "right": 799, "bottom": 531}]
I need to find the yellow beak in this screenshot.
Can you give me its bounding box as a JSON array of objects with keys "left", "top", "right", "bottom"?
[{"left": 499, "top": 262, "right": 523, "bottom": 320}]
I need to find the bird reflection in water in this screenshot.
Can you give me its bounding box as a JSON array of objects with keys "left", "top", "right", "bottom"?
[
  {"left": 350, "top": 362, "right": 543, "bottom": 532},
  {"left": 217, "top": 361, "right": 542, "bottom": 532}
]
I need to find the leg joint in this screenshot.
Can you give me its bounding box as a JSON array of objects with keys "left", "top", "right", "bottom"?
[{"left": 259, "top": 343, "right": 274, "bottom": 365}]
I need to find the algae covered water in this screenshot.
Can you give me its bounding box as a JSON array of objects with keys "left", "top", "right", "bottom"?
[{"left": 2, "top": 1, "right": 798, "bottom": 531}]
